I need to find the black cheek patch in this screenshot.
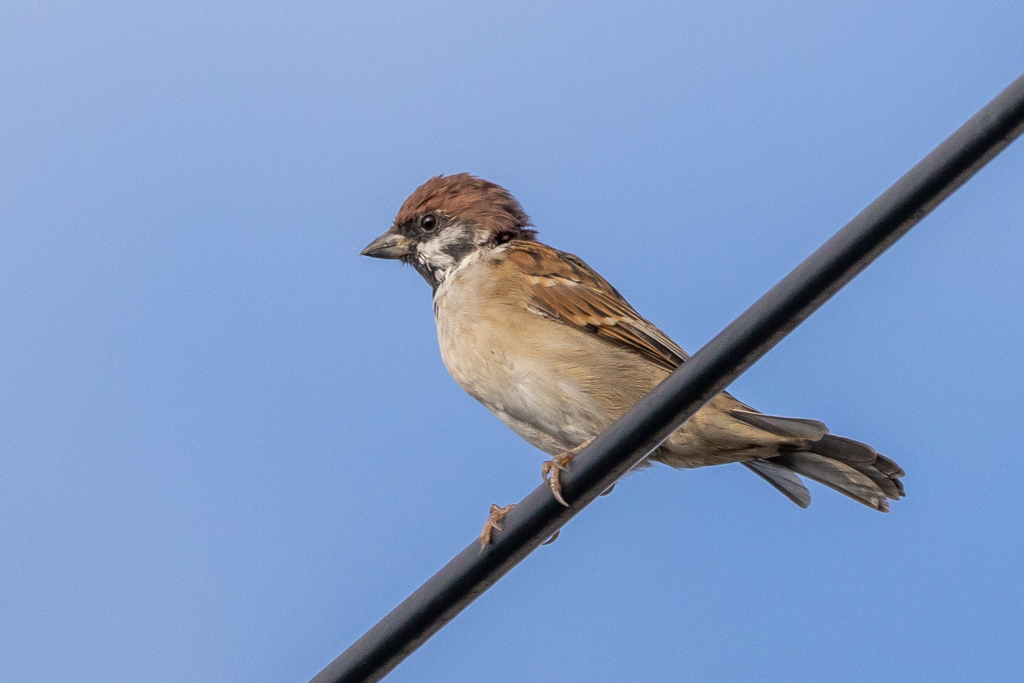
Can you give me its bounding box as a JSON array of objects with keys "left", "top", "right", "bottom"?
[{"left": 442, "top": 238, "right": 476, "bottom": 265}]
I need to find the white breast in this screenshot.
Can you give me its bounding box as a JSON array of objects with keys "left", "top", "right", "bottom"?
[{"left": 431, "top": 250, "right": 605, "bottom": 456}]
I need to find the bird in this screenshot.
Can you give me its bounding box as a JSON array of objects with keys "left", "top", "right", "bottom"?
[{"left": 361, "top": 173, "right": 905, "bottom": 547}]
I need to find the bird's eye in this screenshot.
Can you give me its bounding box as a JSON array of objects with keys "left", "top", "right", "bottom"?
[{"left": 421, "top": 214, "right": 438, "bottom": 232}]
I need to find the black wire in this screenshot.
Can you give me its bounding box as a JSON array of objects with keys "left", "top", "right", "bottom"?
[{"left": 309, "top": 72, "right": 1024, "bottom": 683}]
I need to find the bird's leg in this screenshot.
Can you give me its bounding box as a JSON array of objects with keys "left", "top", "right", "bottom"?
[
  {"left": 479, "top": 503, "right": 515, "bottom": 549},
  {"left": 542, "top": 438, "right": 594, "bottom": 506}
]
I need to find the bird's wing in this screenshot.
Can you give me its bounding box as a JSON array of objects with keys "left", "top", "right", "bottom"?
[{"left": 506, "top": 241, "right": 688, "bottom": 372}]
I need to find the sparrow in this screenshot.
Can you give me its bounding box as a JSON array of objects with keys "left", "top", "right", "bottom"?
[{"left": 362, "top": 174, "right": 905, "bottom": 546}]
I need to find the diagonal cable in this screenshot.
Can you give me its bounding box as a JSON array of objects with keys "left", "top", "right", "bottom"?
[{"left": 310, "top": 72, "right": 1024, "bottom": 683}]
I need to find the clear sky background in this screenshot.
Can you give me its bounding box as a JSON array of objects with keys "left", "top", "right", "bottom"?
[{"left": 2, "top": 2, "right": 1023, "bottom": 682}]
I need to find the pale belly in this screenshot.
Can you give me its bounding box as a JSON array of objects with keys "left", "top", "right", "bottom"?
[
  {"left": 436, "top": 321, "right": 606, "bottom": 455},
  {"left": 433, "top": 278, "right": 611, "bottom": 455}
]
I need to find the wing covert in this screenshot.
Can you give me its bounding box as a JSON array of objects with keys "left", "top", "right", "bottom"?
[{"left": 506, "top": 242, "right": 688, "bottom": 372}]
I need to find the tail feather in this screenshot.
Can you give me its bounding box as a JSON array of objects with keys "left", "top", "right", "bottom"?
[
  {"left": 810, "top": 434, "right": 877, "bottom": 463},
  {"left": 770, "top": 451, "right": 891, "bottom": 512},
  {"left": 734, "top": 412, "right": 906, "bottom": 512},
  {"left": 857, "top": 466, "right": 904, "bottom": 500},
  {"left": 871, "top": 453, "right": 906, "bottom": 478},
  {"left": 731, "top": 410, "right": 828, "bottom": 441},
  {"left": 742, "top": 459, "right": 811, "bottom": 508},
  {"left": 809, "top": 434, "right": 906, "bottom": 505}
]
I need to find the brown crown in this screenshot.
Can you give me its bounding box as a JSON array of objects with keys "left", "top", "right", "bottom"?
[{"left": 395, "top": 174, "right": 536, "bottom": 243}]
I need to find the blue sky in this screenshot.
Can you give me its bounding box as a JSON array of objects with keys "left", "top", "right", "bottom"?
[{"left": 2, "top": 2, "right": 1023, "bottom": 681}]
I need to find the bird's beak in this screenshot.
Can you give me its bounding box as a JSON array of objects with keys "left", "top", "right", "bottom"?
[{"left": 360, "top": 230, "right": 412, "bottom": 259}]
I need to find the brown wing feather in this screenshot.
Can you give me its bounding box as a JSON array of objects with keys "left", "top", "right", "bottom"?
[{"left": 506, "top": 242, "right": 688, "bottom": 371}]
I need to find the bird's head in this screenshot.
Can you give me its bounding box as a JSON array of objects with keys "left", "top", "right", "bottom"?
[{"left": 361, "top": 173, "right": 536, "bottom": 289}]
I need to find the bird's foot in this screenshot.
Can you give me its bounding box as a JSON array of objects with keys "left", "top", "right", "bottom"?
[
  {"left": 541, "top": 438, "right": 594, "bottom": 506},
  {"left": 541, "top": 529, "right": 560, "bottom": 545},
  {"left": 479, "top": 503, "right": 515, "bottom": 549}
]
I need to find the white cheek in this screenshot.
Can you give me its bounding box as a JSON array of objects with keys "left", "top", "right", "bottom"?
[{"left": 416, "top": 234, "right": 457, "bottom": 271}]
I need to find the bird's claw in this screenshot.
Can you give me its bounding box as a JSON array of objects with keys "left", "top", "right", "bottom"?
[
  {"left": 541, "top": 438, "right": 594, "bottom": 507},
  {"left": 541, "top": 458, "right": 570, "bottom": 506},
  {"left": 479, "top": 503, "right": 515, "bottom": 549}
]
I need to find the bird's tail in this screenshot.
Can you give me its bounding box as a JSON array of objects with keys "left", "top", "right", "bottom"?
[{"left": 733, "top": 411, "right": 906, "bottom": 512}]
